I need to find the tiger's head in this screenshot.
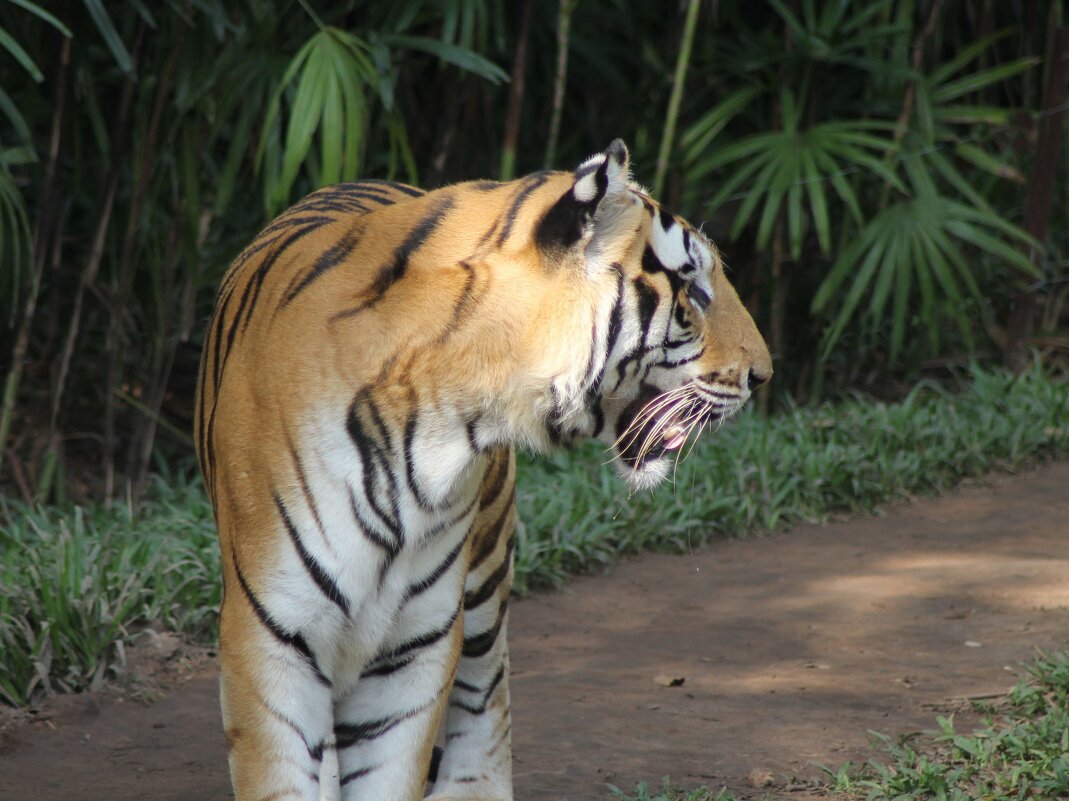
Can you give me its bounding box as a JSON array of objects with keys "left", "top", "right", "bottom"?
[{"left": 525, "top": 140, "right": 771, "bottom": 489}]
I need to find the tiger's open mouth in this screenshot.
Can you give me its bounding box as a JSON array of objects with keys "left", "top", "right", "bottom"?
[{"left": 614, "top": 388, "right": 721, "bottom": 469}]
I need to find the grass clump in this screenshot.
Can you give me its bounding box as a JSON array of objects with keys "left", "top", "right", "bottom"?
[
  {"left": 0, "top": 366, "right": 1066, "bottom": 704},
  {"left": 514, "top": 365, "right": 1069, "bottom": 590},
  {"left": 608, "top": 777, "right": 741, "bottom": 800},
  {"left": 0, "top": 472, "right": 218, "bottom": 705},
  {"left": 827, "top": 650, "right": 1069, "bottom": 800},
  {"left": 607, "top": 651, "right": 1069, "bottom": 801}
]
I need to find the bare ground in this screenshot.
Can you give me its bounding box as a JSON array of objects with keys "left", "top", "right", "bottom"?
[{"left": 2, "top": 462, "right": 1068, "bottom": 801}]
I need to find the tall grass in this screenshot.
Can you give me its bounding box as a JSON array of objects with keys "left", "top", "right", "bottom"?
[
  {"left": 0, "top": 474, "right": 218, "bottom": 705},
  {"left": 0, "top": 367, "right": 1066, "bottom": 704}
]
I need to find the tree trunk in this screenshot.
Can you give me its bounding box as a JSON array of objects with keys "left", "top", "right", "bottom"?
[
  {"left": 543, "top": 0, "right": 576, "bottom": 169},
  {"left": 499, "top": 0, "right": 534, "bottom": 181},
  {"left": 1005, "top": 24, "right": 1069, "bottom": 372},
  {"left": 0, "top": 37, "right": 71, "bottom": 483},
  {"left": 653, "top": 0, "right": 701, "bottom": 198}
]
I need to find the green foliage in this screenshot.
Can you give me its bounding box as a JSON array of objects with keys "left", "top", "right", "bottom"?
[
  {"left": 684, "top": 3, "right": 1046, "bottom": 368},
  {"left": 0, "top": 1, "right": 1061, "bottom": 503},
  {"left": 0, "top": 0, "right": 515, "bottom": 502},
  {"left": 831, "top": 650, "right": 1069, "bottom": 800},
  {"left": 813, "top": 194, "right": 1036, "bottom": 359},
  {"left": 0, "top": 472, "right": 218, "bottom": 705}
]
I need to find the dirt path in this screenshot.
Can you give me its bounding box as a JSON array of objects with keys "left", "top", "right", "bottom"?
[{"left": 3, "top": 463, "right": 1068, "bottom": 801}]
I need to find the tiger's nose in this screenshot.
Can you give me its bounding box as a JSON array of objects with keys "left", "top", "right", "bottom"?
[{"left": 747, "top": 368, "right": 771, "bottom": 392}]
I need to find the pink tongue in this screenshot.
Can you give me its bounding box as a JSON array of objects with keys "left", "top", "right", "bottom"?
[{"left": 663, "top": 431, "right": 688, "bottom": 450}]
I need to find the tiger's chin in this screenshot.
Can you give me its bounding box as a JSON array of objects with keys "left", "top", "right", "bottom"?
[{"left": 616, "top": 455, "right": 674, "bottom": 491}]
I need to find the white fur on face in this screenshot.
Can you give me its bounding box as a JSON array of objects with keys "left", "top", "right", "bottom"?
[{"left": 648, "top": 208, "right": 716, "bottom": 307}]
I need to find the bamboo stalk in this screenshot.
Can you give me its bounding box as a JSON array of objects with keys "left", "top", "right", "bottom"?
[
  {"left": 653, "top": 0, "right": 701, "bottom": 198},
  {"left": 500, "top": 0, "right": 534, "bottom": 181},
  {"left": 544, "top": 0, "right": 577, "bottom": 169}
]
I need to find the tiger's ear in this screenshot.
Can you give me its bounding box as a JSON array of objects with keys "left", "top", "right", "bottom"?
[{"left": 535, "top": 139, "right": 632, "bottom": 258}]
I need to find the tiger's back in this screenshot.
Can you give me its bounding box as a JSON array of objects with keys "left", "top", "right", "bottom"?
[{"left": 195, "top": 141, "right": 771, "bottom": 801}]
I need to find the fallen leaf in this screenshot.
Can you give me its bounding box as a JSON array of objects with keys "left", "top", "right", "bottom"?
[
  {"left": 748, "top": 768, "right": 774, "bottom": 787},
  {"left": 653, "top": 674, "right": 685, "bottom": 687}
]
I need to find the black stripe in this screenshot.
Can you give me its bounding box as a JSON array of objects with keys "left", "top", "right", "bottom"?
[
  {"left": 287, "top": 435, "right": 328, "bottom": 541},
  {"left": 234, "top": 218, "right": 333, "bottom": 336},
  {"left": 452, "top": 677, "right": 481, "bottom": 693},
  {"left": 292, "top": 195, "right": 371, "bottom": 215},
  {"left": 602, "top": 265, "right": 626, "bottom": 369},
  {"left": 465, "top": 414, "right": 481, "bottom": 453},
  {"left": 203, "top": 401, "right": 219, "bottom": 506},
  {"left": 403, "top": 402, "right": 436, "bottom": 511},
  {"left": 450, "top": 665, "right": 505, "bottom": 715},
  {"left": 335, "top": 700, "right": 434, "bottom": 749},
  {"left": 274, "top": 494, "right": 349, "bottom": 616},
  {"left": 256, "top": 693, "right": 311, "bottom": 746},
  {"left": 464, "top": 533, "right": 515, "bottom": 610},
  {"left": 361, "top": 602, "right": 461, "bottom": 677},
  {"left": 232, "top": 550, "right": 331, "bottom": 687},
  {"left": 329, "top": 181, "right": 397, "bottom": 198},
  {"left": 346, "top": 399, "right": 404, "bottom": 546},
  {"left": 258, "top": 213, "right": 337, "bottom": 241},
  {"left": 470, "top": 485, "right": 515, "bottom": 571},
  {"left": 210, "top": 282, "right": 235, "bottom": 391},
  {"left": 585, "top": 386, "right": 605, "bottom": 438},
  {"left": 487, "top": 722, "right": 511, "bottom": 757},
  {"left": 641, "top": 243, "right": 665, "bottom": 274},
  {"left": 462, "top": 598, "right": 508, "bottom": 658},
  {"left": 403, "top": 537, "right": 466, "bottom": 604},
  {"left": 335, "top": 704, "right": 427, "bottom": 749},
  {"left": 641, "top": 244, "right": 685, "bottom": 293},
  {"left": 478, "top": 452, "right": 511, "bottom": 512},
  {"left": 423, "top": 493, "right": 479, "bottom": 540},
  {"left": 355, "top": 178, "right": 425, "bottom": 198},
  {"left": 359, "top": 654, "right": 414, "bottom": 679},
  {"left": 340, "top": 765, "right": 379, "bottom": 786},
  {"left": 332, "top": 195, "right": 455, "bottom": 321},
  {"left": 371, "top": 195, "right": 455, "bottom": 295},
  {"left": 633, "top": 276, "right": 660, "bottom": 343},
  {"left": 428, "top": 746, "right": 443, "bottom": 783},
  {"left": 282, "top": 222, "right": 365, "bottom": 306},
  {"left": 663, "top": 349, "right": 705, "bottom": 369},
  {"left": 435, "top": 262, "right": 484, "bottom": 345},
  {"left": 348, "top": 485, "right": 400, "bottom": 562},
  {"left": 497, "top": 172, "right": 550, "bottom": 246},
  {"left": 674, "top": 301, "right": 689, "bottom": 328}
]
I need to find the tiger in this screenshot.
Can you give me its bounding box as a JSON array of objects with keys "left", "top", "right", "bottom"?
[{"left": 194, "top": 139, "right": 771, "bottom": 801}]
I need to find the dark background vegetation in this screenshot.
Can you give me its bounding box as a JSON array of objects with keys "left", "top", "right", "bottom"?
[{"left": 1, "top": 0, "right": 1067, "bottom": 506}]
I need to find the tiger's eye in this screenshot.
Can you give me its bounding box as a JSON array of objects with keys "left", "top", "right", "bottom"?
[{"left": 687, "top": 284, "right": 711, "bottom": 311}]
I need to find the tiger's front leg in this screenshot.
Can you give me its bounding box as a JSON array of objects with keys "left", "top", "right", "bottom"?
[
  {"left": 428, "top": 450, "right": 517, "bottom": 801},
  {"left": 332, "top": 604, "right": 464, "bottom": 801}
]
